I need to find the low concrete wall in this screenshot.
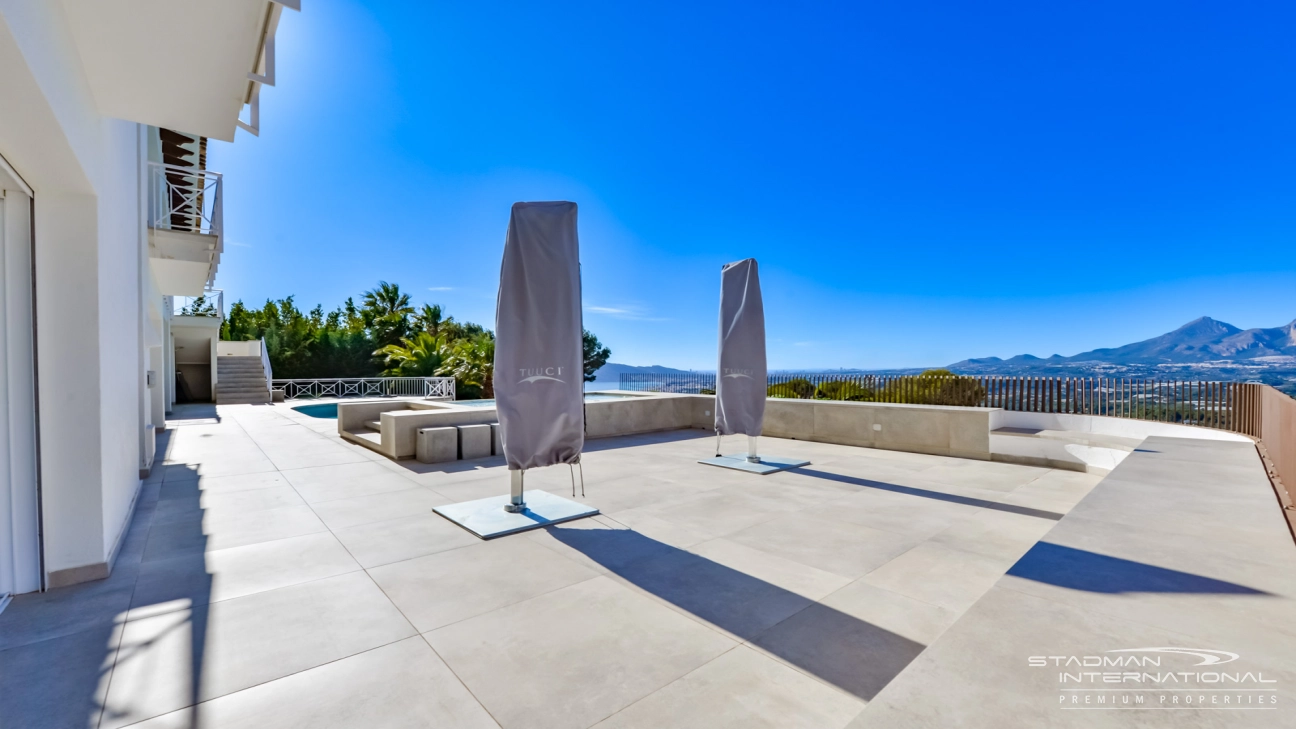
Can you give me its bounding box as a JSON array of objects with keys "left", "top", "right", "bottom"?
[
  {"left": 592, "top": 392, "right": 995, "bottom": 460},
  {"left": 989, "top": 410, "right": 1253, "bottom": 442},
  {"left": 217, "top": 340, "right": 261, "bottom": 357},
  {"left": 339, "top": 399, "right": 499, "bottom": 459},
  {"left": 342, "top": 393, "right": 699, "bottom": 459},
  {"left": 988, "top": 410, "right": 1252, "bottom": 473},
  {"left": 763, "top": 398, "right": 995, "bottom": 460},
  {"left": 341, "top": 392, "right": 1001, "bottom": 461},
  {"left": 585, "top": 393, "right": 704, "bottom": 438}
]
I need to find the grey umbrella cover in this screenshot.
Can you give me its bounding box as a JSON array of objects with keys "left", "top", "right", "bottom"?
[
  {"left": 714, "top": 258, "right": 767, "bottom": 437},
  {"left": 493, "top": 202, "right": 585, "bottom": 470}
]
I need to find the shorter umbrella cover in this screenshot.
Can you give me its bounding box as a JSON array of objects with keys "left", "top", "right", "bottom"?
[
  {"left": 493, "top": 202, "right": 585, "bottom": 470},
  {"left": 715, "top": 258, "right": 767, "bottom": 437}
]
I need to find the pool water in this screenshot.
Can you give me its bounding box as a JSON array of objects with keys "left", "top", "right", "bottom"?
[
  {"left": 292, "top": 403, "right": 338, "bottom": 418},
  {"left": 291, "top": 393, "right": 638, "bottom": 419}
]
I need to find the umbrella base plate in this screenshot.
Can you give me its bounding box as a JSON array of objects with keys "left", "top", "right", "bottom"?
[
  {"left": 434, "top": 490, "right": 599, "bottom": 539},
  {"left": 697, "top": 454, "right": 810, "bottom": 475}
]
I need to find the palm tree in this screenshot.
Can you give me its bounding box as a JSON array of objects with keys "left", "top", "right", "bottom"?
[
  {"left": 414, "top": 303, "right": 449, "bottom": 337},
  {"left": 374, "top": 332, "right": 449, "bottom": 377},
  {"left": 439, "top": 332, "right": 495, "bottom": 398},
  {"left": 361, "top": 281, "right": 413, "bottom": 319},
  {"left": 361, "top": 281, "right": 414, "bottom": 348}
]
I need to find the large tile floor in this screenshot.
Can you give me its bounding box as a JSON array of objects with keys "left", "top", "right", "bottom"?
[{"left": 0, "top": 402, "right": 1101, "bottom": 729}]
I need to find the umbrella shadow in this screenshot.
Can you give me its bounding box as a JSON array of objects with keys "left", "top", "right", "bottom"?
[
  {"left": 547, "top": 525, "right": 928, "bottom": 701},
  {"left": 1007, "top": 542, "right": 1271, "bottom": 594}
]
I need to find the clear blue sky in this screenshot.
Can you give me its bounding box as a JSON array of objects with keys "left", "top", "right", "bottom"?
[{"left": 210, "top": 1, "right": 1296, "bottom": 370}]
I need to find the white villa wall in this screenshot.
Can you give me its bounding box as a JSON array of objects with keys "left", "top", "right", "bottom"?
[
  {"left": 95, "top": 120, "right": 147, "bottom": 562},
  {"left": 1, "top": 0, "right": 295, "bottom": 590},
  {"left": 0, "top": 3, "right": 149, "bottom": 586}
]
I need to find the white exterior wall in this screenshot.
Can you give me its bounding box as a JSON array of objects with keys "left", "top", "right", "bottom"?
[
  {"left": 0, "top": 2, "right": 152, "bottom": 587},
  {"left": 95, "top": 119, "right": 147, "bottom": 564},
  {"left": 0, "top": 0, "right": 292, "bottom": 592}
]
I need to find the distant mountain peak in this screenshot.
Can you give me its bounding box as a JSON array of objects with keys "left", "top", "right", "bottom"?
[
  {"left": 1173, "top": 316, "right": 1240, "bottom": 335},
  {"left": 949, "top": 316, "right": 1295, "bottom": 369}
]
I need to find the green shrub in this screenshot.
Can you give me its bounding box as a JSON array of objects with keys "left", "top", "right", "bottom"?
[
  {"left": 814, "top": 380, "right": 874, "bottom": 401},
  {"left": 877, "top": 369, "right": 985, "bottom": 406},
  {"left": 768, "top": 378, "right": 815, "bottom": 399}
]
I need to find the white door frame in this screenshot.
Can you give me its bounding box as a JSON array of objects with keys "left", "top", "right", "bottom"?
[{"left": 0, "top": 163, "right": 44, "bottom": 601}]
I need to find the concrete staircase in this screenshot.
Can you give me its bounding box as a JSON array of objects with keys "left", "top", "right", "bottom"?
[{"left": 216, "top": 355, "right": 271, "bottom": 404}]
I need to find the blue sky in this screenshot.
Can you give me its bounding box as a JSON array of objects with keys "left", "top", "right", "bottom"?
[{"left": 210, "top": 1, "right": 1296, "bottom": 370}]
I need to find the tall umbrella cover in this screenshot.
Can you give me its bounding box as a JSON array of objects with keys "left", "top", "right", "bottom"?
[
  {"left": 715, "top": 258, "right": 766, "bottom": 437},
  {"left": 493, "top": 202, "right": 585, "bottom": 470}
]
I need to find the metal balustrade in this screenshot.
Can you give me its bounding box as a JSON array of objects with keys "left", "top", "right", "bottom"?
[
  {"left": 148, "top": 161, "right": 223, "bottom": 236},
  {"left": 170, "top": 289, "right": 224, "bottom": 319},
  {"left": 272, "top": 377, "right": 455, "bottom": 401},
  {"left": 620, "top": 372, "right": 1278, "bottom": 433}
]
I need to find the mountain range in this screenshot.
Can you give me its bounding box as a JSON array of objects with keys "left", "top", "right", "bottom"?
[
  {"left": 951, "top": 317, "right": 1296, "bottom": 368},
  {"left": 590, "top": 362, "right": 691, "bottom": 382}
]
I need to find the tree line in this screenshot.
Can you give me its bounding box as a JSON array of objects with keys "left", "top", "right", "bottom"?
[{"left": 218, "top": 281, "right": 611, "bottom": 399}]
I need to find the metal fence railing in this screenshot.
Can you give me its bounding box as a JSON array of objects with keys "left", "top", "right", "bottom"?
[
  {"left": 272, "top": 377, "right": 455, "bottom": 401},
  {"left": 148, "top": 161, "right": 222, "bottom": 236},
  {"left": 171, "top": 289, "right": 224, "bottom": 319},
  {"left": 620, "top": 372, "right": 1271, "bottom": 432}
]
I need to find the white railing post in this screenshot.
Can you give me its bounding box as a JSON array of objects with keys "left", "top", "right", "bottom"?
[{"left": 259, "top": 337, "right": 273, "bottom": 399}]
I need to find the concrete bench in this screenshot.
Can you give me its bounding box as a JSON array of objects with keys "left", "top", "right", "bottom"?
[
  {"left": 458, "top": 424, "right": 493, "bottom": 460},
  {"left": 415, "top": 426, "right": 457, "bottom": 464},
  {"left": 490, "top": 422, "right": 501, "bottom": 456}
]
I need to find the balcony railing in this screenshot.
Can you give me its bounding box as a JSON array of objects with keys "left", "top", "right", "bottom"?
[
  {"left": 148, "top": 161, "right": 223, "bottom": 237},
  {"left": 272, "top": 377, "right": 456, "bottom": 401},
  {"left": 171, "top": 289, "right": 224, "bottom": 319}
]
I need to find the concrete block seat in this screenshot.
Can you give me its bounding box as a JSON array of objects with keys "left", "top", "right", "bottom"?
[
  {"left": 457, "top": 424, "right": 492, "bottom": 460},
  {"left": 416, "top": 426, "right": 457, "bottom": 464},
  {"left": 337, "top": 392, "right": 685, "bottom": 461}
]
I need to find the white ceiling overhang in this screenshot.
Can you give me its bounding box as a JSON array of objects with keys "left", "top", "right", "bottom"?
[{"left": 59, "top": 0, "right": 296, "bottom": 141}]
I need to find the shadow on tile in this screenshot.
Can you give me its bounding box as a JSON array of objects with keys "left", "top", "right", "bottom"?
[
  {"left": 548, "top": 526, "right": 925, "bottom": 700},
  {"left": 1, "top": 462, "right": 216, "bottom": 729},
  {"left": 1007, "top": 542, "right": 1271, "bottom": 594},
  {"left": 789, "top": 467, "right": 1065, "bottom": 521}
]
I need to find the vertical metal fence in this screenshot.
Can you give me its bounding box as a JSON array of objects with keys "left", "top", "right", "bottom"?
[{"left": 619, "top": 372, "right": 1270, "bottom": 433}]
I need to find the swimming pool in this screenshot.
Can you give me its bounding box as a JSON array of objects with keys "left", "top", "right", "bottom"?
[
  {"left": 292, "top": 402, "right": 338, "bottom": 418},
  {"left": 291, "top": 392, "right": 639, "bottom": 418}
]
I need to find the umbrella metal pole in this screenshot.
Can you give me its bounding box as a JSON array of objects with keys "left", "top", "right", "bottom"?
[
  {"left": 505, "top": 470, "right": 527, "bottom": 512},
  {"left": 747, "top": 436, "right": 760, "bottom": 463},
  {"left": 715, "top": 433, "right": 723, "bottom": 457}
]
